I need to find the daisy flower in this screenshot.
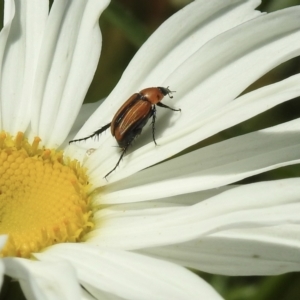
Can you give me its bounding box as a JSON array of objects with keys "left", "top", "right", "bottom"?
[{"left": 1, "top": 0, "right": 300, "bottom": 299}]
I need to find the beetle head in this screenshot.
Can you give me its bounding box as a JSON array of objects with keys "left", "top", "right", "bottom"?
[{"left": 158, "top": 86, "right": 176, "bottom": 99}]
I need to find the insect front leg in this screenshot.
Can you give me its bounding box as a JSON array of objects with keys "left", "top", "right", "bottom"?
[
  {"left": 157, "top": 102, "right": 181, "bottom": 112},
  {"left": 69, "top": 123, "right": 111, "bottom": 144}
]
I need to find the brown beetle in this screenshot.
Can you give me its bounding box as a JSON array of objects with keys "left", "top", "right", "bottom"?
[{"left": 70, "top": 87, "right": 181, "bottom": 178}]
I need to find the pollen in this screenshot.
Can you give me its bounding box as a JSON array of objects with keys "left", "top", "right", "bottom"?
[{"left": 0, "top": 132, "right": 93, "bottom": 258}]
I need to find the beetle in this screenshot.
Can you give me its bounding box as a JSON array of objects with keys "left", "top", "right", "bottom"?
[{"left": 69, "top": 87, "right": 181, "bottom": 179}]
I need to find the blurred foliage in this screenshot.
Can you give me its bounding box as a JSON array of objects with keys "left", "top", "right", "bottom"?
[{"left": 0, "top": 0, "right": 300, "bottom": 299}]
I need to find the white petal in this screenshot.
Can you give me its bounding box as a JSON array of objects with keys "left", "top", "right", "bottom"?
[
  {"left": 0, "top": 0, "right": 48, "bottom": 133},
  {"left": 152, "top": 185, "right": 237, "bottom": 206},
  {"left": 139, "top": 225, "right": 300, "bottom": 276},
  {"left": 93, "top": 186, "right": 236, "bottom": 211},
  {"left": 31, "top": 0, "right": 109, "bottom": 148},
  {"left": 71, "top": 0, "right": 264, "bottom": 176},
  {"left": 73, "top": 0, "right": 262, "bottom": 142},
  {"left": 110, "top": 0, "right": 262, "bottom": 94},
  {"left": 82, "top": 285, "right": 125, "bottom": 300},
  {"left": 81, "top": 288, "right": 97, "bottom": 300},
  {"left": 88, "top": 67, "right": 300, "bottom": 186},
  {"left": 36, "top": 244, "right": 223, "bottom": 300},
  {"left": 3, "top": 257, "right": 81, "bottom": 300},
  {"left": 0, "top": 0, "right": 16, "bottom": 130},
  {"left": 0, "top": 235, "right": 7, "bottom": 249},
  {"left": 97, "top": 117, "right": 300, "bottom": 204},
  {"left": 62, "top": 99, "right": 103, "bottom": 151},
  {"left": 74, "top": 5, "right": 300, "bottom": 184},
  {"left": 86, "top": 179, "right": 300, "bottom": 250}
]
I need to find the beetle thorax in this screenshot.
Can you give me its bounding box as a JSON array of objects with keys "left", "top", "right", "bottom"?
[{"left": 140, "top": 87, "right": 165, "bottom": 104}]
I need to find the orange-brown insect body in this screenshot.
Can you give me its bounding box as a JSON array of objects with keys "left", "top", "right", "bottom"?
[
  {"left": 69, "top": 87, "right": 180, "bottom": 178},
  {"left": 111, "top": 87, "right": 167, "bottom": 148}
]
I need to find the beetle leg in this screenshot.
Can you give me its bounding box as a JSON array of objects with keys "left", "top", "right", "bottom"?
[
  {"left": 157, "top": 102, "right": 181, "bottom": 112},
  {"left": 104, "top": 142, "right": 131, "bottom": 180},
  {"left": 69, "top": 123, "right": 111, "bottom": 144},
  {"left": 150, "top": 105, "right": 157, "bottom": 146}
]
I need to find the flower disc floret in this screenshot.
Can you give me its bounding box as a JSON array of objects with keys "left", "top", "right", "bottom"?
[{"left": 0, "top": 132, "right": 93, "bottom": 258}]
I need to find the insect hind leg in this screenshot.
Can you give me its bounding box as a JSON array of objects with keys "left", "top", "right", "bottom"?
[
  {"left": 69, "top": 123, "right": 111, "bottom": 144},
  {"left": 104, "top": 142, "right": 131, "bottom": 180}
]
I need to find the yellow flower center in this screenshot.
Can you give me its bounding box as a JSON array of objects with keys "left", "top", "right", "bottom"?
[{"left": 0, "top": 132, "right": 93, "bottom": 258}]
